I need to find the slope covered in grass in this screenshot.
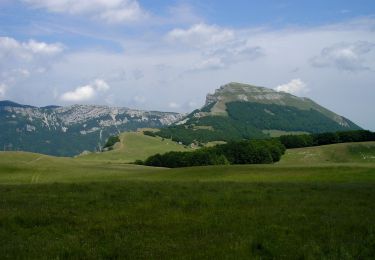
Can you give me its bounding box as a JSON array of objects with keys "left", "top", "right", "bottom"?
[
  {"left": 78, "top": 131, "right": 192, "bottom": 163},
  {"left": 1, "top": 144, "right": 375, "bottom": 258},
  {"left": 279, "top": 141, "right": 375, "bottom": 165}
]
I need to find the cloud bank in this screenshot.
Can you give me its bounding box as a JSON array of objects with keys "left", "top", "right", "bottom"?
[{"left": 311, "top": 41, "right": 375, "bottom": 71}]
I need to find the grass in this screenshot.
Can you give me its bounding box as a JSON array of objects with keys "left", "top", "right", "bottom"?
[
  {"left": 1, "top": 142, "right": 375, "bottom": 258},
  {"left": 2, "top": 182, "right": 375, "bottom": 259},
  {"left": 279, "top": 141, "right": 375, "bottom": 165},
  {"left": 77, "top": 131, "right": 192, "bottom": 163}
]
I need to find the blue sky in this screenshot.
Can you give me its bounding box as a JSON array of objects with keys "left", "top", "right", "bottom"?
[{"left": 1, "top": 0, "right": 375, "bottom": 129}]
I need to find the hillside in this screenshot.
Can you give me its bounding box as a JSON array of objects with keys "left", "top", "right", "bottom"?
[
  {"left": 279, "top": 141, "right": 375, "bottom": 165},
  {"left": 1, "top": 143, "right": 375, "bottom": 258},
  {"left": 0, "top": 142, "right": 374, "bottom": 184},
  {"left": 156, "top": 83, "right": 361, "bottom": 145},
  {"left": 78, "top": 131, "right": 192, "bottom": 163},
  {"left": 0, "top": 101, "right": 183, "bottom": 156}
]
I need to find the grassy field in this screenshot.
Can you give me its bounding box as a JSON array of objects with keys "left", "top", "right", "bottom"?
[
  {"left": 78, "top": 132, "right": 192, "bottom": 163},
  {"left": 279, "top": 141, "right": 375, "bottom": 165},
  {"left": 1, "top": 142, "right": 375, "bottom": 258}
]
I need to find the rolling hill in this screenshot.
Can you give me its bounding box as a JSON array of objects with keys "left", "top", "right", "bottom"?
[
  {"left": 1, "top": 142, "right": 374, "bottom": 258},
  {"left": 155, "top": 82, "right": 362, "bottom": 145},
  {"left": 279, "top": 141, "right": 375, "bottom": 165},
  {"left": 78, "top": 131, "right": 192, "bottom": 163}
]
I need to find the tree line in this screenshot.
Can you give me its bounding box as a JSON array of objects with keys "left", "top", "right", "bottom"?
[
  {"left": 139, "top": 139, "right": 286, "bottom": 168},
  {"left": 140, "top": 129, "right": 374, "bottom": 168},
  {"left": 278, "top": 130, "right": 375, "bottom": 149}
]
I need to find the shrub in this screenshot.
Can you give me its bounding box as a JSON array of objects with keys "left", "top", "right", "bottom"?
[{"left": 103, "top": 135, "right": 120, "bottom": 149}]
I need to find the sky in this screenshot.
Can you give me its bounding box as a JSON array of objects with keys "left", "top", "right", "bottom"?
[{"left": 0, "top": 0, "right": 375, "bottom": 130}]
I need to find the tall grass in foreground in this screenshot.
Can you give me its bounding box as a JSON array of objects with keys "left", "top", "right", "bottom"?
[{"left": 1, "top": 181, "right": 374, "bottom": 259}]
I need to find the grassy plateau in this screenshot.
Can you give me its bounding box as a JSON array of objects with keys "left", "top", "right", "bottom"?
[{"left": 0, "top": 141, "right": 375, "bottom": 259}]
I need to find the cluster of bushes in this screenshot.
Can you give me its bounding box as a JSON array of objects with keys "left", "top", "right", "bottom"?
[
  {"left": 278, "top": 130, "right": 375, "bottom": 149},
  {"left": 140, "top": 139, "right": 285, "bottom": 168},
  {"left": 103, "top": 135, "right": 120, "bottom": 150}
]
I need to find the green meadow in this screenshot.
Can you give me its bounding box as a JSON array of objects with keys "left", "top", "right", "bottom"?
[
  {"left": 1, "top": 142, "right": 375, "bottom": 258},
  {"left": 78, "top": 132, "right": 192, "bottom": 163}
]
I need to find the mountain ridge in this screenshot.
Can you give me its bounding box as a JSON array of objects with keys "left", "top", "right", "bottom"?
[
  {"left": 155, "top": 82, "right": 362, "bottom": 145},
  {"left": 0, "top": 82, "right": 363, "bottom": 156},
  {"left": 198, "top": 82, "right": 353, "bottom": 127},
  {"left": 0, "top": 101, "right": 184, "bottom": 156}
]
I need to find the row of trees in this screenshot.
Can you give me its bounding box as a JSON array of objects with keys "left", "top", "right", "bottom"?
[
  {"left": 278, "top": 130, "right": 375, "bottom": 149},
  {"left": 140, "top": 139, "right": 286, "bottom": 168}
]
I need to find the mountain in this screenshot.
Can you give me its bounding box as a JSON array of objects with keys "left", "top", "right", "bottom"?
[
  {"left": 155, "top": 82, "right": 362, "bottom": 145},
  {"left": 0, "top": 102, "right": 183, "bottom": 156}
]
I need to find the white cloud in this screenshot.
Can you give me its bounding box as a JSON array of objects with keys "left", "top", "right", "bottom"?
[
  {"left": 275, "top": 79, "right": 309, "bottom": 96},
  {"left": 0, "top": 37, "right": 63, "bottom": 60},
  {"left": 60, "top": 78, "right": 110, "bottom": 102},
  {"left": 23, "top": 0, "right": 147, "bottom": 23},
  {"left": 0, "top": 83, "right": 7, "bottom": 98},
  {"left": 23, "top": 39, "right": 64, "bottom": 55},
  {"left": 168, "top": 102, "right": 180, "bottom": 108},
  {"left": 193, "top": 44, "right": 263, "bottom": 71},
  {"left": 93, "top": 79, "right": 110, "bottom": 91},
  {"left": 166, "top": 24, "right": 262, "bottom": 71},
  {"left": 311, "top": 41, "right": 375, "bottom": 71},
  {"left": 0, "top": 37, "right": 63, "bottom": 97},
  {"left": 60, "top": 85, "right": 95, "bottom": 102},
  {"left": 166, "top": 23, "right": 234, "bottom": 47}
]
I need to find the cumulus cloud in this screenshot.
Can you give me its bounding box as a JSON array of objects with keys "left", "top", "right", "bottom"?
[
  {"left": 0, "top": 37, "right": 64, "bottom": 97},
  {"left": 0, "top": 37, "right": 63, "bottom": 60},
  {"left": 60, "top": 79, "right": 110, "bottom": 102},
  {"left": 93, "top": 79, "right": 110, "bottom": 91},
  {"left": 23, "top": 0, "right": 147, "bottom": 23},
  {"left": 310, "top": 41, "right": 375, "bottom": 71},
  {"left": 0, "top": 83, "right": 7, "bottom": 98},
  {"left": 166, "top": 24, "right": 263, "bottom": 71},
  {"left": 166, "top": 23, "right": 234, "bottom": 47},
  {"left": 24, "top": 39, "right": 64, "bottom": 55},
  {"left": 275, "top": 79, "right": 309, "bottom": 96}
]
